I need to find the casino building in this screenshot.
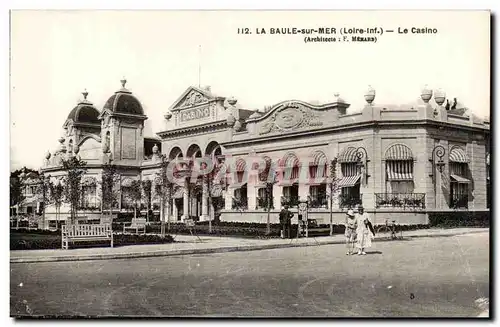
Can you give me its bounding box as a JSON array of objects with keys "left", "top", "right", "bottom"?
[{"left": 40, "top": 79, "right": 490, "bottom": 227}]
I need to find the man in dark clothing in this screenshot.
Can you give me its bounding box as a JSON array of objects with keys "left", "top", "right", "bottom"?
[
  {"left": 280, "top": 205, "right": 294, "bottom": 239},
  {"left": 279, "top": 206, "right": 289, "bottom": 238}
]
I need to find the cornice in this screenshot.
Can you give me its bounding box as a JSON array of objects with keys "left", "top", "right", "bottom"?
[
  {"left": 157, "top": 120, "right": 227, "bottom": 139},
  {"left": 222, "top": 119, "right": 490, "bottom": 148}
]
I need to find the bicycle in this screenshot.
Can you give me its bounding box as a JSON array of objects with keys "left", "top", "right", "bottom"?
[{"left": 376, "top": 219, "right": 403, "bottom": 240}]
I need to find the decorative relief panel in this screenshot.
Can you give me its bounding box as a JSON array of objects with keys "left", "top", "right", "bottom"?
[
  {"left": 178, "top": 90, "right": 209, "bottom": 108},
  {"left": 258, "top": 102, "right": 323, "bottom": 135},
  {"left": 121, "top": 127, "right": 137, "bottom": 159}
]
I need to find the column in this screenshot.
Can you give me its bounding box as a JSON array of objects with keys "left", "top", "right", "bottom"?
[
  {"left": 182, "top": 180, "right": 189, "bottom": 221},
  {"left": 225, "top": 187, "right": 234, "bottom": 210},
  {"left": 172, "top": 199, "right": 178, "bottom": 221},
  {"left": 165, "top": 196, "right": 171, "bottom": 225},
  {"left": 298, "top": 184, "right": 309, "bottom": 202},
  {"left": 201, "top": 180, "right": 209, "bottom": 221},
  {"left": 273, "top": 184, "right": 282, "bottom": 210},
  {"left": 247, "top": 172, "right": 257, "bottom": 210}
]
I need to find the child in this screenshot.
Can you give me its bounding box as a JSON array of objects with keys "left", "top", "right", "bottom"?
[{"left": 345, "top": 209, "right": 357, "bottom": 255}]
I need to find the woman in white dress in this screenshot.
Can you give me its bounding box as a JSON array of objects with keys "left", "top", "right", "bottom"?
[{"left": 355, "top": 205, "right": 374, "bottom": 255}]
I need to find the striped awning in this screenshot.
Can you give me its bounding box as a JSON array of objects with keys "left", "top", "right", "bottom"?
[
  {"left": 449, "top": 147, "right": 469, "bottom": 163},
  {"left": 310, "top": 151, "right": 328, "bottom": 165},
  {"left": 387, "top": 169, "right": 413, "bottom": 181},
  {"left": 281, "top": 152, "right": 300, "bottom": 167},
  {"left": 386, "top": 161, "right": 413, "bottom": 181},
  {"left": 385, "top": 144, "right": 413, "bottom": 160},
  {"left": 211, "top": 185, "right": 224, "bottom": 197},
  {"left": 338, "top": 174, "right": 361, "bottom": 187},
  {"left": 338, "top": 147, "right": 359, "bottom": 163},
  {"left": 236, "top": 159, "right": 246, "bottom": 172},
  {"left": 172, "top": 187, "right": 184, "bottom": 199},
  {"left": 450, "top": 174, "right": 471, "bottom": 184}
]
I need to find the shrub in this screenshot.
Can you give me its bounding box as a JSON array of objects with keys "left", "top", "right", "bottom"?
[
  {"left": 10, "top": 231, "right": 174, "bottom": 250},
  {"left": 428, "top": 211, "right": 490, "bottom": 228}
]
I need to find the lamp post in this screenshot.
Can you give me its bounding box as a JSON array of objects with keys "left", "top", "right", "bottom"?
[
  {"left": 430, "top": 145, "right": 446, "bottom": 174},
  {"left": 355, "top": 147, "right": 370, "bottom": 185},
  {"left": 298, "top": 199, "right": 308, "bottom": 238},
  {"left": 429, "top": 145, "right": 446, "bottom": 209}
]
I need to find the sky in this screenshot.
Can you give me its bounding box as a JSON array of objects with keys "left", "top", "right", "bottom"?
[{"left": 10, "top": 10, "right": 490, "bottom": 171}]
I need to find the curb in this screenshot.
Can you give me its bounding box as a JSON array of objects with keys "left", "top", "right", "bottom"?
[{"left": 10, "top": 229, "right": 488, "bottom": 264}]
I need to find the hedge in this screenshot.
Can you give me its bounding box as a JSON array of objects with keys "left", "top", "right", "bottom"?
[
  {"left": 428, "top": 211, "right": 490, "bottom": 228},
  {"left": 10, "top": 231, "right": 174, "bottom": 250}
]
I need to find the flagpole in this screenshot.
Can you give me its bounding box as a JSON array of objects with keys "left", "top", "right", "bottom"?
[{"left": 198, "top": 45, "right": 201, "bottom": 88}]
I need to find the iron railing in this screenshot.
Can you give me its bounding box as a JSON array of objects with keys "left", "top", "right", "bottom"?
[
  {"left": 257, "top": 196, "right": 274, "bottom": 209},
  {"left": 308, "top": 195, "right": 328, "bottom": 208},
  {"left": 450, "top": 194, "right": 468, "bottom": 209},
  {"left": 339, "top": 194, "right": 362, "bottom": 208},
  {"left": 232, "top": 197, "right": 248, "bottom": 210},
  {"left": 375, "top": 193, "right": 426, "bottom": 209},
  {"left": 281, "top": 195, "right": 300, "bottom": 208}
]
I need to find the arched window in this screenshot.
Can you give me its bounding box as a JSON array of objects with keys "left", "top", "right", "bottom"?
[
  {"left": 337, "top": 147, "right": 362, "bottom": 208},
  {"left": 449, "top": 146, "right": 470, "bottom": 209},
  {"left": 309, "top": 151, "right": 328, "bottom": 208}
]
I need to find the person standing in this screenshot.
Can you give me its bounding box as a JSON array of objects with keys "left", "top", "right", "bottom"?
[
  {"left": 281, "top": 205, "right": 294, "bottom": 239},
  {"left": 355, "top": 205, "right": 374, "bottom": 255},
  {"left": 279, "top": 207, "right": 287, "bottom": 239},
  {"left": 345, "top": 209, "right": 357, "bottom": 255}
]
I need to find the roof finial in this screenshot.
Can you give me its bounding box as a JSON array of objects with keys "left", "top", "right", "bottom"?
[
  {"left": 121, "top": 77, "right": 127, "bottom": 88},
  {"left": 82, "top": 89, "right": 88, "bottom": 100}
]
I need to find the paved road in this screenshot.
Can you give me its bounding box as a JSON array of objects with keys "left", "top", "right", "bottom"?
[{"left": 11, "top": 233, "right": 489, "bottom": 317}]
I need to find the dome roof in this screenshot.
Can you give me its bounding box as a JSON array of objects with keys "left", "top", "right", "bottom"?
[
  {"left": 67, "top": 90, "right": 100, "bottom": 125},
  {"left": 103, "top": 78, "right": 144, "bottom": 115}
]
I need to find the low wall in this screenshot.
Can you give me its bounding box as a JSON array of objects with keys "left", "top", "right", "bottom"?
[{"left": 219, "top": 209, "right": 429, "bottom": 225}]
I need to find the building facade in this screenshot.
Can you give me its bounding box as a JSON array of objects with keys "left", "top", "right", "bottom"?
[{"left": 40, "top": 80, "right": 490, "bottom": 227}]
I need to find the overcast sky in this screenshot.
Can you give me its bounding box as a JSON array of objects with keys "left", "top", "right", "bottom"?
[{"left": 10, "top": 10, "right": 490, "bottom": 171}]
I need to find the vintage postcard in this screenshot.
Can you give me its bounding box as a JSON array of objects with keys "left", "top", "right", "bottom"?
[{"left": 9, "top": 9, "right": 490, "bottom": 318}]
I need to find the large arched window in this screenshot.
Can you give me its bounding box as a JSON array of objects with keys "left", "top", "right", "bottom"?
[
  {"left": 280, "top": 153, "right": 300, "bottom": 207},
  {"left": 449, "top": 146, "right": 470, "bottom": 209},
  {"left": 232, "top": 158, "right": 248, "bottom": 209},
  {"left": 309, "top": 151, "right": 328, "bottom": 208},
  {"left": 338, "top": 147, "right": 362, "bottom": 208},
  {"left": 378, "top": 144, "right": 424, "bottom": 208}
]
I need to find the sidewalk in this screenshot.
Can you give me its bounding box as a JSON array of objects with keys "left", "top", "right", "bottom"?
[{"left": 10, "top": 228, "right": 488, "bottom": 263}]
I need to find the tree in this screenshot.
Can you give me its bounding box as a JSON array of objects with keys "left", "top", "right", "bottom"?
[
  {"left": 328, "top": 157, "right": 340, "bottom": 236},
  {"left": 48, "top": 180, "right": 64, "bottom": 229},
  {"left": 141, "top": 179, "right": 153, "bottom": 222},
  {"left": 99, "top": 163, "right": 121, "bottom": 223},
  {"left": 124, "top": 180, "right": 143, "bottom": 219},
  {"left": 257, "top": 162, "right": 278, "bottom": 235},
  {"left": 203, "top": 160, "right": 226, "bottom": 233},
  {"left": 61, "top": 157, "right": 87, "bottom": 224},
  {"left": 35, "top": 173, "right": 51, "bottom": 229},
  {"left": 10, "top": 175, "right": 24, "bottom": 214},
  {"left": 155, "top": 155, "right": 173, "bottom": 237}
]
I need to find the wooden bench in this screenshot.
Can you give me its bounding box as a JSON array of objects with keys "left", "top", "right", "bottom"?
[
  {"left": 62, "top": 224, "right": 113, "bottom": 250},
  {"left": 123, "top": 218, "right": 147, "bottom": 234},
  {"left": 300, "top": 219, "right": 331, "bottom": 238}
]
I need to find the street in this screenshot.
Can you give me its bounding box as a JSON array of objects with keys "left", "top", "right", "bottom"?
[{"left": 10, "top": 232, "right": 489, "bottom": 317}]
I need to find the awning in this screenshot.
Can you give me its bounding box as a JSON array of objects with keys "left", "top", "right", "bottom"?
[
  {"left": 450, "top": 174, "right": 471, "bottom": 184},
  {"left": 338, "top": 147, "right": 358, "bottom": 163},
  {"left": 310, "top": 150, "right": 328, "bottom": 165},
  {"left": 338, "top": 174, "right": 361, "bottom": 187},
  {"left": 449, "top": 147, "right": 469, "bottom": 163},
  {"left": 386, "top": 162, "right": 413, "bottom": 181},
  {"left": 385, "top": 144, "right": 413, "bottom": 160}
]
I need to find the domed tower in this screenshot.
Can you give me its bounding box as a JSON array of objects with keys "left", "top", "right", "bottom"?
[
  {"left": 98, "top": 78, "right": 148, "bottom": 165},
  {"left": 62, "top": 89, "right": 101, "bottom": 154}
]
